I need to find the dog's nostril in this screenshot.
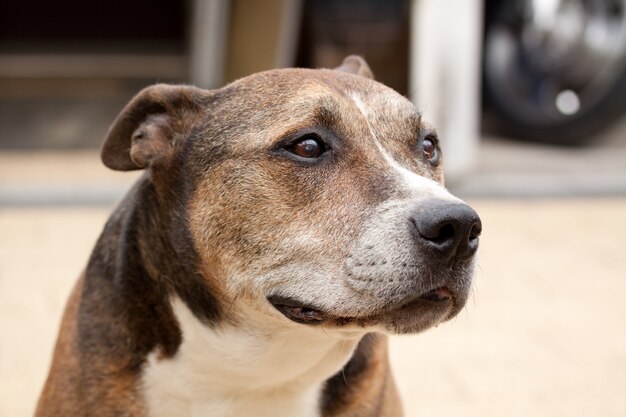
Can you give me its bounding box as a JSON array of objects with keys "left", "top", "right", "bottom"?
[
  {"left": 469, "top": 223, "right": 482, "bottom": 241},
  {"left": 426, "top": 223, "right": 455, "bottom": 245}
]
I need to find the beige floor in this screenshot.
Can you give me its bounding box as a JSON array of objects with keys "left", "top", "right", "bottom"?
[{"left": 1, "top": 199, "right": 625, "bottom": 417}]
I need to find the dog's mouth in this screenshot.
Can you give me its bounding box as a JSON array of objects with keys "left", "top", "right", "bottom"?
[{"left": 267, "top": 287, "right": 455, "bottom": 327}]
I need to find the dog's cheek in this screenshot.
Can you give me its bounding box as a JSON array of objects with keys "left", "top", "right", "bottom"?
[
  {"left": 186, "top": 161, "right": 369, "bottom": 295},
  {"left": 185, "top": 164, "right": 291, "bottom": 296}
]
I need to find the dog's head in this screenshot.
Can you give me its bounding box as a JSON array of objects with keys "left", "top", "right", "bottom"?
[{"left": 102, "top": 56, "right": 481, "bottom": 336}]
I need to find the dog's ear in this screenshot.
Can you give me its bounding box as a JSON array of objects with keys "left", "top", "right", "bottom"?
[
  {"left": 334, "top": 55, "right": 374, "bottom": 79},
  {"left": 101, "top": 84, "right": 205, "bottom": 171}
]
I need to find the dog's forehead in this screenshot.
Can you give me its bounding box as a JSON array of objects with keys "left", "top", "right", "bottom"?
[
  {"left": 243, "top": 67, "right": 416, "bottom": 115},
  {"left": 214, "top": 68, "right": 422, "bottom": 151}
]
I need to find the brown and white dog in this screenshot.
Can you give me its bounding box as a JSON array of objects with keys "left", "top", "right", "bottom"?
[{"left": 35, "top": 56, "right": 481, "bottom": 417}]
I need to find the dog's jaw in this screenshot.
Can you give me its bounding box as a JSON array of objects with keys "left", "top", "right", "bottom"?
[{"left": 142, "top": 297, "right": 361, "bottom": 417}]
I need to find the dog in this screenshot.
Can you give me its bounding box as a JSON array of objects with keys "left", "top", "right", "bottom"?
[{"left": 35, "top": 56, "right": 481, "bottom": 417}]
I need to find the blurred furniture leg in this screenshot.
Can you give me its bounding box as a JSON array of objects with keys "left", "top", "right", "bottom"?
[
  {"left": 189, "top": 0, "right": 231, "bottom": 88},
  {"left": 225, "top": 0, "right": 303, "bottom": 81},
  {"left": 410, "top": 0, "right": 483, "bottom": 181}
]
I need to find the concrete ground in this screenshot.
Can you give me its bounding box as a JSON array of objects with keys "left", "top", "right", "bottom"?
[{"left": 1, "top": 198, "right": 625, "bottom": 417}]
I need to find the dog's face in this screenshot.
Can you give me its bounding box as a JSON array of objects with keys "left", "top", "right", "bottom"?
[{"left": 102, "top": 57, "right": 480, "bottom": 336}]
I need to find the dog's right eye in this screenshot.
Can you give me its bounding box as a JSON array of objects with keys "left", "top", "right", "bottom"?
[{"left": 285, "top": 136, "right": 326, "bottom": 159}]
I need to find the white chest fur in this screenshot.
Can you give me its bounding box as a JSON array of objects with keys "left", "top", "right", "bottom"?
[{"left": 141, "top": 297, "right": 360, "bottom": 417}]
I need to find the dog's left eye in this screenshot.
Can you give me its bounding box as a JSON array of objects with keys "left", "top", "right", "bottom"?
[
  {"left": 421, "top": 134, "right": 439, "bottom": 164},
  {"left": 285, "top": 136, "right": 326, "bottom": 159}
]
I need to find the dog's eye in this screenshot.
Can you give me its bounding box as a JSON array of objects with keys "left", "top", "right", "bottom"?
[
  {"left": 286, "top": 136, "right": 325, "bottom": 159},
  {"left": 421, "top": 135, "right": 439, "bottom": 163}
]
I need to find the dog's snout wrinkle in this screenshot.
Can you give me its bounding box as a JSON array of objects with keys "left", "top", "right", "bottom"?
[{"left": 411, "top": 202, "right": 482, "bottom": 261}]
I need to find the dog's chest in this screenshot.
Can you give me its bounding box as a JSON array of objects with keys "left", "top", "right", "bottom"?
[
  {"left": 143, "top": 357, "right": 321, "bottom": 417},
  {"left": 141, "top": 297, "right": 358, "bottom": 417},
  {"left": 142, "top": 374, "right": 321, "bottom": 417}
]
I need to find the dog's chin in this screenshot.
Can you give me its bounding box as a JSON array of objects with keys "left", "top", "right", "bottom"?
[{"left": 268, "top": 287, "right": 464, "bottom": 335}]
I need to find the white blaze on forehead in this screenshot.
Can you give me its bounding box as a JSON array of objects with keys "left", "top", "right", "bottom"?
[
  {"left": 384, "top": 150, "right": 460, "bottom": 202},
  {"left": 349, "top": 92, "right": 372, "bottom": 119},
  {"left": 348, "top": 89, "right": 409, "bottom": 119},
  {"left": 348, "top": 92, "right": 459, "bottom": 203}
]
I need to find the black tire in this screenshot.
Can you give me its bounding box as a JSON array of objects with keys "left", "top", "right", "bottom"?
[{"left": 483, "top": 0, "right": 626, "bottom": 145}]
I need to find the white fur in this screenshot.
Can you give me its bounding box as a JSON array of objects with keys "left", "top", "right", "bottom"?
[
  {"left": 379, "top": 145, "right": 459, "bottom": 202},
  {"left": 142, "top": 297, "right": 361, "bottom": 417}
]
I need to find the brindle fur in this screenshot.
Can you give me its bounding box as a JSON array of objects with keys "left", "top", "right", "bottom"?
[{"left": 36, "top": 56, "right": 471, "bottom": 417}]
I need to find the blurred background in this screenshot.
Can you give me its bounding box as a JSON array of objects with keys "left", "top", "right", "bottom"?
[{"left": 1, "top": 0, "right": 625, "bottom": 416}]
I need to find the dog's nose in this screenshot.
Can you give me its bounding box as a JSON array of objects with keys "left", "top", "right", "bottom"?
[{"left": 411, "top": 201, "right": 482, "bottom": 260}]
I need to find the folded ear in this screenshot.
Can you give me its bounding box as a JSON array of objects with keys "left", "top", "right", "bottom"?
[
  {"left": 334, "top": 55, "right": 374, "bottom": 79},
  {"left": 101, "top": 84, "right": 205, "bottom": 171}
]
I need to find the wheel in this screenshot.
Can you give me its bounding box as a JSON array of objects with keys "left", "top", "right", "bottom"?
[{"left": 484, "top": 0, "right": 626, "bottom": 145}]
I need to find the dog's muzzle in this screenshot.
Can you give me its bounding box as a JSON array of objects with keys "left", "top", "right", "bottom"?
[{"left": 268, "top": 199, "right": 481, "bottom": 332}]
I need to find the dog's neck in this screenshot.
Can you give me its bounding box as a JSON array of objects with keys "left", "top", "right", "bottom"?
[{"left": 141, "top": 297, "right": 361, "bottom": 417}]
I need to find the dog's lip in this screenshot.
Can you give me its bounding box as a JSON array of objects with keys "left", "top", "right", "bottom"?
[
  {"left": 418, "top": 287, "right": 454, "bottom": 303},
  {"left": 268, "top": 286, "right": 454, "bottom": 326},
  {"left": 267, "top": 295, "right": 329, "bottom": 324}
]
